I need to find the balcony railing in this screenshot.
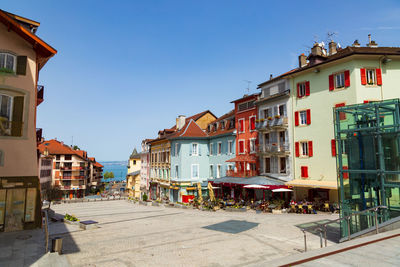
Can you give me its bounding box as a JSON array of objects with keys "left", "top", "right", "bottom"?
[
  {"left": 226, "top": 169, "right": 258, "bottom": 177},
  {"left": 256, "top": 117, "right": 288, "bottom": 131},
  {"left": 257, "top": 142, "right": 290, "bottom": 154},
  {"left": 60, "top": 185, "right": 86, "bottom": 190},
  {"left": 37, "top": 85, "right": 44, "bottom": 106},
  {"left": 60, "top": 176, "right": 85, "bottom": 180}
]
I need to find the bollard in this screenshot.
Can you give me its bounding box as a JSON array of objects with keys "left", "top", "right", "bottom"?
[
  {"left": 302, "top": 229, "right": 307, "bottom": 252},
  {"left": 347, "top": 217, "right": 351, "bottom": 241},
  {"left": 51, "top": 237, "right": 63, "bottom": 254},
  {"left": 324, "top": 225, "right": 328, "bottom": 247},
  {"left": 319, "top": 228, "right": 323, "bottom": 248},
  {"left": 375, "top": 209, "right": 379, "bottom": 234}
]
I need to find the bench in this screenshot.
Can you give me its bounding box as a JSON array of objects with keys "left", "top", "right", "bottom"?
[{"left": 79, "top": 220, "right": 99, "bottom": 230}]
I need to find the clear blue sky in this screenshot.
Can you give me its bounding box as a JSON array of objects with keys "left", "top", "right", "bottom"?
[{"left": 4, "top": 0, "right": 400, "bottom": 161}]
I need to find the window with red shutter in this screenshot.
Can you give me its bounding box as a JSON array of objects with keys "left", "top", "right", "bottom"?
[
  {"left": 305, "top": 81, "right": 310, "bottom": 96},
  {"left": 331, "top": 139, "right": 336, "bottom": 156},
  {"left": 335, "top": 103, "right": 346, "bottom": 120},
  {"left": 329, "top": 74, "right": 334, "bottom": 91},
  {"left": 308, "top": 141, "right": 313, "bottom": 157},
  {"left": 250, "top": 116, "right": 256, "bottom": 131},
  {"left": 295, "top": 142, "right": 300, "bottom": 157},
  {"left": 343, "top": 166, "right": 349, "bottom": 179},
  {"left": 306, "top": 109, "right": 311, "bottom": 125},
  {"left": 238, "top": 119, "right": 244, "bottom": 133},
  {"left": 344, "top": 70, "right": 350, "bottom": 87},
  {"left": 295, "top": 111, "right": 299, "bottom": 126},
  {"left": 360, "top": 68, "right": 367, "bottom": 85},
  {"left": 301, "top": 166, "right": 308, "bottom": 178},
  {"left": 239, "top": 140, "right": 244, "bottom": 154},
  {"left": 376, "top": 68, "right": 382, "bottom": 85}
]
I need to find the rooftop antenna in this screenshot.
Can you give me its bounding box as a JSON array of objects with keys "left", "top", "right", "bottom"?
[
  {"left": 243, "top": 80, "right": 252, "bottom": 93},
  {"left": 327, "top": 31, "right": 338, "bottom": 42},
  {"left": 313, "top": 35, "right": 319, "bottom": 43},
  {"left": 71, "top": 136, "right": 74, "bottom": 148}
]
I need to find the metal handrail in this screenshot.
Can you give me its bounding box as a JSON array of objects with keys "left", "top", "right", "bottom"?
[{"left": 300, "top": 205, "right": 387, "bottom": 252}]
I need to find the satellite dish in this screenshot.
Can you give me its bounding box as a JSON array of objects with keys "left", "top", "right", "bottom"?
[
  {"left": 337, "top": 43, "right": 342, "bottom": 49},
  {"left": 322, "top": 49, "right": 327, "bottom": 56},
  {"left": 320, "top": 41, "right": 325, "bottom": 47}
]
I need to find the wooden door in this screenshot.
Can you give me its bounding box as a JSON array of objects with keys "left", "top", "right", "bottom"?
[{"left": 5, "top": 188, "right": 26, "bottom": 232}]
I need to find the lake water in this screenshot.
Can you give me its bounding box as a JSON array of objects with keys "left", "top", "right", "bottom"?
[{"left": 100, "top": 161, "right": 128, "bottom": 182}]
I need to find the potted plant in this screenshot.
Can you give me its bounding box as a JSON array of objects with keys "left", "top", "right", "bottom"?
[
  {"left": 275, "top": 115, "right": 281, "bottom": 119},
  {"left": 64, "top": 213, "right": 80, "bottom": 225},
  {"left": 267, "top": 117, "right": 273, "bottom": 121},
  {"left": 259, "top": 118, "right": 265, "bottom": 122}
]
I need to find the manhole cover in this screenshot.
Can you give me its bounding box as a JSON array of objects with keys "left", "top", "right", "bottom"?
[{"left": 16, "top": 234, "right": 32, "bottom": 240}]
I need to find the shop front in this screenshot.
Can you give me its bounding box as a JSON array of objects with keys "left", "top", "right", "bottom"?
[{"left": 0, "top": 177, "right": 41, "bottom": 232}]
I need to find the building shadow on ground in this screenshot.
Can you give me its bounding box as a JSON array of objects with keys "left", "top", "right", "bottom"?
[
  {"left": 295, "top": 219, "right": 341, "bottom": 243},
  {"left": 48, "top": 211, "right": 81, "bottom": 255},
  {"left": 202, "top": 220, "right": 259, "bottom": 234}
]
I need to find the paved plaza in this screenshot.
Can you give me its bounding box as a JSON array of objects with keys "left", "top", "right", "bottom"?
[{"left": 49, "top": 200, "right": 338, "bottom": 266}]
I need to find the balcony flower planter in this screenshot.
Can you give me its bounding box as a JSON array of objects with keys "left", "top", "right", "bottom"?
[
  {"left": 259, "top": 118, "right": 265, "bottom": 122},
  {"left": 267, "top": 117, "right": 273, "bottom": 121},
  {"left": 275, "top": 115, "right": 281, "bottom": 119},
  {"left": 64, "top": 214, "right": 79, "bottom": 225}
]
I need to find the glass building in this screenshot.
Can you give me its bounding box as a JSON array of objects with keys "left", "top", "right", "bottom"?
[{"left": 334, "top": 99, "right": 400, "bottom": 239}]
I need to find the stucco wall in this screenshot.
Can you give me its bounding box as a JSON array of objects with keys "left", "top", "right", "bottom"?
[{"left": 0, "top": 23, "right": 39, "bottom": 177}]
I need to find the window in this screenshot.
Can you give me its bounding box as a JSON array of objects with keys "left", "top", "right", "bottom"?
[
  {"left": 227, "top": 164, "right": 234, "bottom": 171},
  {"left": 299, "top": 111, "right": 307, "bottom": 125},
  {"left": 366, "top": 69, "right": 375, "bottom": 85},
  {"left": 329, "top": 70, "right": 350, "bottom": 90},
  {"left": 279, "top": 157, "right": 286, "bottom": 174},
  {"left": 65, "top": 155, "right": 72, "bottom": 160},
  {"left": 0, "top": 52, "right": 16, "bottom": 72},
  {"left": 300, "top": 142, "right": 308, "bottom": 156},
  {"left": 218, "top": 142, "right": 222, "bottom": 155},
  {"left": 238, "top": 119, "right": 245, "bottom": 133},
  {"left": 133, "top": 160, "right": 136, "bottom": 165},
  {"left": 238, "top": 140, "right": 245, "bottom": 154},
  {"left": 55, "top": 162, "right": 60, "bottom": 169},
  {"left": 238, "top": 100, "right": 255, "bottom": 112},
  {"left": 250, "top": 139, "right": 256, "bottom": 153},
  {"left": 249, "top": 116, "right": 256, "bottom": 131},
  {"left": 229, "top": 119, "right": 235, "bottom": 129},
  {"left": 335, "top": 72, "right": 345, "bottom": 88},
  {"left": 228, "top": 140, "right": 233, "bottom": 154},
  {"left": 56, "top": 155, "right": 60, "bottom": 160},
  {"left": 361, "top": 68, "right": 382, "bottom": 86},
  {"left": 191, "top": 164, "right": 199, "bottom": 179},
  {"left": 297, "top": 82, "right": 309, "bottom": 98},
  {"left": 217, "top": 165, "right": 221, "bottom": 178},
  {"left": 0, "top": 93, "right": 24, "bottom": 137},
  {"left": 335, "top": 103, "right": 346, "bottom": 120},
  {"left": 301, "top": 166, "right": 308, "bottom": 178},
  {"left": 263, "top": 108, "right": 272, "bottom": 119},
  {"left": 264, "top": 158, "right": 271, "bottom": 173},
  {"left": 278, "top": 105, "right": 286, "bottom": 116},
  {"left": 209, "top": 165, "right": 213, "bottom": 178},
  {"left": 209, "top": 143, "right": 213, "bottom": 156},
  {"left": 175, "top": 143, "right": 178, "bottom": 156},
  {"left": 221, "top": 120, "right": 225, "bottom": 130}
]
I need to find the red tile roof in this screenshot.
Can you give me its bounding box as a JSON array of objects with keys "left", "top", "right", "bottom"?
[
  {"left": 206, "top": 110, "right": 236, "bottom": 137},
  {"left": 168, "top": 119, "right": 208, "bottom": 138},
  {"left": 170, "top": 110, "right": 216, "bottom": 130},
  {"left": 93, "top": 162, "right": 104, "bottom": 168},
  {"left": 38, "top": 139, "right": 87, "bottom": 160}
]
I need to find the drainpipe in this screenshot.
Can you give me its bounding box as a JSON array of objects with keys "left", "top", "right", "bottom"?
[{"left": 290, "top": 77, "right": 296, "bottom": 183}]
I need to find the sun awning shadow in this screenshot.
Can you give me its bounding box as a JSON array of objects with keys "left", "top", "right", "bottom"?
[{"left": 202, "top": 220, "right": 259, "bottom": 234}]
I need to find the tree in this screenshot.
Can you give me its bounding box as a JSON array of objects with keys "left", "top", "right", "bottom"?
[
  {"left": 43, "top": 185, "right": 63, "bottom": 209},
  {"left": 72, "top": 145, "right": 80, "bottom": 150},
  {"left": 104, "top": 171, "right": 115, "bottom": 179}
]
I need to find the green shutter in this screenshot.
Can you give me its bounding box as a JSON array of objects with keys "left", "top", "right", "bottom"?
[
  {"left": 11, "top": 96, "right": 24, "bottom": 136},
  {"left": 16, "top": 56, "right": 27, "bottom": 75}
]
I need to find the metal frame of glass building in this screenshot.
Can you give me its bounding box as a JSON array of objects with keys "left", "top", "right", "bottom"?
[{"left": 334, "top": 99, "right": 400, "bottom": 239}]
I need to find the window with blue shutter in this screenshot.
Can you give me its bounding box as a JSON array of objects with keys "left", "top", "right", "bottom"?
[{"left": 199, "top": 144, "right": 201, "bottom": 156}]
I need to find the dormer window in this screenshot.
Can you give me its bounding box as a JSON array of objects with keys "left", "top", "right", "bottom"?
[
  {"left": 0, "top": 52, "right": 16, "bottom": 73},
  {"left": 221, "top": 120, "right": 225, "bottom": 130},
  {"left": 207, "top": 125, "right": 211, "bottom": 132},
  {"left": 214, "top": 123, "right": 217, "bottom": 131}
]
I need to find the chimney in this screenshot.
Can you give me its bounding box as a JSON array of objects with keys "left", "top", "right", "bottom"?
[
  {"left": 298, "top": 53, "right": 307, "bottom": 68},
  {"left": 352, "top": 39, "right": 360, "bottom": 47},
  {"left": 366, "top": 34, "right": 378, "bottom": 48},
  {"left": 176, "top": 115, "right": 186, "bottom": 130},
  {"left": 328, "top": 40, "right": 337, "bottom": 56},
  {"left": 311, "top": 42, "right": 323, "bottom": 56},
  {"left": 269, "top": 74, "right": 273, "bottom": 80}
]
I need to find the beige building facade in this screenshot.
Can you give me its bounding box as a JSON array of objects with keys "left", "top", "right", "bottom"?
[{"left": 0, "top": 10, "right": 56, "bottom": 231}]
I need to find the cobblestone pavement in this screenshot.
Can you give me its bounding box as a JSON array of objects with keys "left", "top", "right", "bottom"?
[{"left": 51, "top": 200, "right": 338, "bottom": 267}]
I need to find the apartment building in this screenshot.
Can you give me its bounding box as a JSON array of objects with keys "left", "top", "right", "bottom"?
[
  {"left": 38, "top": 140, "right": 89, "bottom": 199},
  {"left": 38, "top": 152, "right": 53, "bottom": 197},
  {"left": 256, "top": 76, "right": 293, "bottom": 182},
  {"left": 88, "top": 157, "right": 103, "bottom": 192},
  {"left": 140, "top": 139, "right": 152, "bottom": 197},
  {"left": 261, "top": 37, "right": 400, "bottom": 203},
  {"left": 227, "top": 93, "right": 260, "bottom": 177},
  {"left": 126, "top": 148, "right": 141, "bottom": 198},
  {"left": 0, "top": 10, "right": 56, "bottom": 231}
]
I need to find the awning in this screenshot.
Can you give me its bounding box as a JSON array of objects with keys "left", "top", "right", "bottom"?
[
  {"left": 186, "top": 187, "right": 196, "bottom": 190},
  {"left": 226, "top": 154, "right": 257, "bottom": 163},
  {"left": 272, "top": 188, "right": 293, "bottom": 193},
  {"left": 211, "top": 176, "right": 286, "bottom": 189},
  {"left": 285, "top": 179, "right": 338, "bottom": 190},
  {"left": 243, "top": 184, "right": 269, "bottom": 189}
]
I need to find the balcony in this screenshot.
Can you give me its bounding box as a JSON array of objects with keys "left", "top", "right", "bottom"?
[
  {"left": 60, "top": 176, "right": 85, "bottom": 180},
  {"left": 60, "top": 166, "right": 84, "bottom": 171},
  {"left": 226, "top": 169, "right": 258, "bottom": 177},
  {"left": 257, "top": 142, "right": 290, "bottom": 155},
  {"left": 256, "top": 117, "right": 288, "bottom": 131},
  {"left": 60, "top": 185, "right": 86, "bottom": 190},
  {"left": 37, "top": 85, "right": 44, "bottom": 106}
]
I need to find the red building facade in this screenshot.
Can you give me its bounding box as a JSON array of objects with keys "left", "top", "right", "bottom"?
[{"left": 227, "top": 93, "right": 260, "bottom": 177}]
